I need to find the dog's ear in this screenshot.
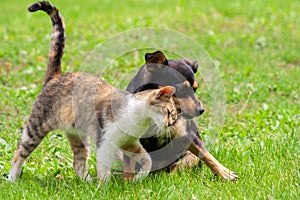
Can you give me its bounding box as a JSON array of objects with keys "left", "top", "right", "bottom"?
[
  {"left": 145, "top": 51, "right": 168, "bottom": 69},
  {"left": 190, "top": 61, "right": 198, "bottom": 73},
  {"left": 145, "top": 51, "right": 167, "bottom": 64},
  {"left": 183, "top": 58, "right": 198, "bottom": 73}
]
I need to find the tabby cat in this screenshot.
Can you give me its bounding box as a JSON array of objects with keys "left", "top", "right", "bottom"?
[{"left": 8, "top": 1, "right": 177, "bottom": 182}]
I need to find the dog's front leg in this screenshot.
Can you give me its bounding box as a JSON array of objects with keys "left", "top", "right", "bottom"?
[
  {"left": 188, "top": 136, "right": 238, "bottom": 181},
  {"left": 123, "top": 154, "right": 135, "bottom": 180}
]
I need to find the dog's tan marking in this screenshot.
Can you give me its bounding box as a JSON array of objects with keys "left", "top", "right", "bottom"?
[
  {"left": 192, "top": 81, "right": 198, "bottom": 90},
  {"left": 123, "top": 157, "right": 135, "bottom": 180},
  {"left": 122, "top": 144, "right": 152, "bottom": 181},
  {"left": 122, "top": 145, "right": 138, "bottom": 180},
  {"left": 178, "top": 97, "right": 198, "bottom": 116},
  {"left": 183, "top": 80, "right": 191, "bottom": 87},
  {"left": 188, "top": 137, "right": 238, "bottom": 181}
]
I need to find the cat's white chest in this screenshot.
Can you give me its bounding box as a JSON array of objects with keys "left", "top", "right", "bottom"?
[
  {"left": 103, "top": 101, "right": 152, "bottom": 147},
  {"left": 103, "top": 119, "right": 148, "bottom": 148}
]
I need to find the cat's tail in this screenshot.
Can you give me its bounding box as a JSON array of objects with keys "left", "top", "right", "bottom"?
[{"left": 28, "top": 1, "right": 65, "bottom": 85}]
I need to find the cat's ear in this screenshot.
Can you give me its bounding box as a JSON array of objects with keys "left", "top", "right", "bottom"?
[
  {"left": 145, "top": 51, "right": 168, "bottom": 71},
  {"left": 156, "top": 86, "right": 176, "bottom": 100}
]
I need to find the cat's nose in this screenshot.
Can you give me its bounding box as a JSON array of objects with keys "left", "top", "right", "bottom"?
[
  {"left": 167, "top": 119, "right": 172, "bottom": 126},
  {"left": 167, "top": 117, "right": 177, "bottom": 126}
]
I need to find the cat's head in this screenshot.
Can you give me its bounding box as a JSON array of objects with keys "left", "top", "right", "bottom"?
[{"left": 139, "top": 86, "right": 177, "bottom": 128}]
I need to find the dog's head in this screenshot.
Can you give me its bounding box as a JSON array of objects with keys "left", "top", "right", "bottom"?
[{"left": 127, "top": 51, "right": 204, "bottom": 118}]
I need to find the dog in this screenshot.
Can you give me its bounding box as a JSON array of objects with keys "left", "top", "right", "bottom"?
[{"left": 124, "top": 51, "right": 238, "bottom": 181}]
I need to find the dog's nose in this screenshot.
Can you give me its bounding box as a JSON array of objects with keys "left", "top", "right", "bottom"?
[
  {"left": 198, "top": 107, "right": 205, "bottom": 116},
  {"left": 194, "top": 102, "right": 205, "bottom": 116}
]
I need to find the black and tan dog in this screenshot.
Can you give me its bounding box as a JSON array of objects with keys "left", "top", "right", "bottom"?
[{"left": 124, "top": 51, "right": 238, "bottom": 181}]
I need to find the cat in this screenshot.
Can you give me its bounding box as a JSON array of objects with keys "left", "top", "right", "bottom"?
[{"left": 8, "top": 1, "right": 177, "bottom": 182}]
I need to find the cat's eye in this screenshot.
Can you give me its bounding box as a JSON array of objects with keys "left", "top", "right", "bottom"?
[
  {"left": 167, "top": 109, "right": 171, "bottom": 116},
  {"left": 166, "top": 108, "right": 175, "bottom": 118}
]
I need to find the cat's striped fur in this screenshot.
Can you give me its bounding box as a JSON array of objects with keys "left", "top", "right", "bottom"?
[
  {"left": 28, "top": 1, "right": 65, "bottom": 85},
  {"left": 8, "top": 1, "right": 177, "bottom": 182}
]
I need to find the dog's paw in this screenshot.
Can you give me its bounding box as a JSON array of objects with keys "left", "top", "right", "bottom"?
[
  {"left": 202, "top": 152, "right": 238, "bottom": 181},
  {"left": 123, "top": 172, "right": 134, "bottom": 181},
  {"left": 215, "top": 164, "right": 238, "bottom": 181}
]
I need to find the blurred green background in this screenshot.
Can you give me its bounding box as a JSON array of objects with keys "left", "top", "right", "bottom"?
[{"left": 0, "top": 0, "right": 299, "bottom": 199}]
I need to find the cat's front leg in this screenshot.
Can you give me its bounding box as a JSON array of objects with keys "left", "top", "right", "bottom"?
[{"left": 96, "top": 139, "right": 117, "bottom": 183}]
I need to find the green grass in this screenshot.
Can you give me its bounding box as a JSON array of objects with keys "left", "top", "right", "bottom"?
[{"left": 1, "top": 0, "right": 299, "bottom": 199}]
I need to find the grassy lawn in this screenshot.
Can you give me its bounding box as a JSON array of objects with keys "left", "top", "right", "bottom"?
[{"left": 0, "top": 0, "right": 299, "bottom": 199}]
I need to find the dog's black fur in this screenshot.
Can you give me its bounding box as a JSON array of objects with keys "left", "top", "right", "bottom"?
[{"left": 123, "top": 51, "right": 238, "bottom": 181}]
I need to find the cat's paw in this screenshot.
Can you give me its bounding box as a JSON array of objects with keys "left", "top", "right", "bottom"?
[
  {"left": 7, "top": 169, "right": 21, "bottom": 182},
  {"left": 133, "top": 171, "right": 149, "bottom": 182},
  {"left": 7, "top": 174, "right": 17, "bottom": 182},
  {"left": 83, "top": 173, "right": 92, "bottom": 181}
]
